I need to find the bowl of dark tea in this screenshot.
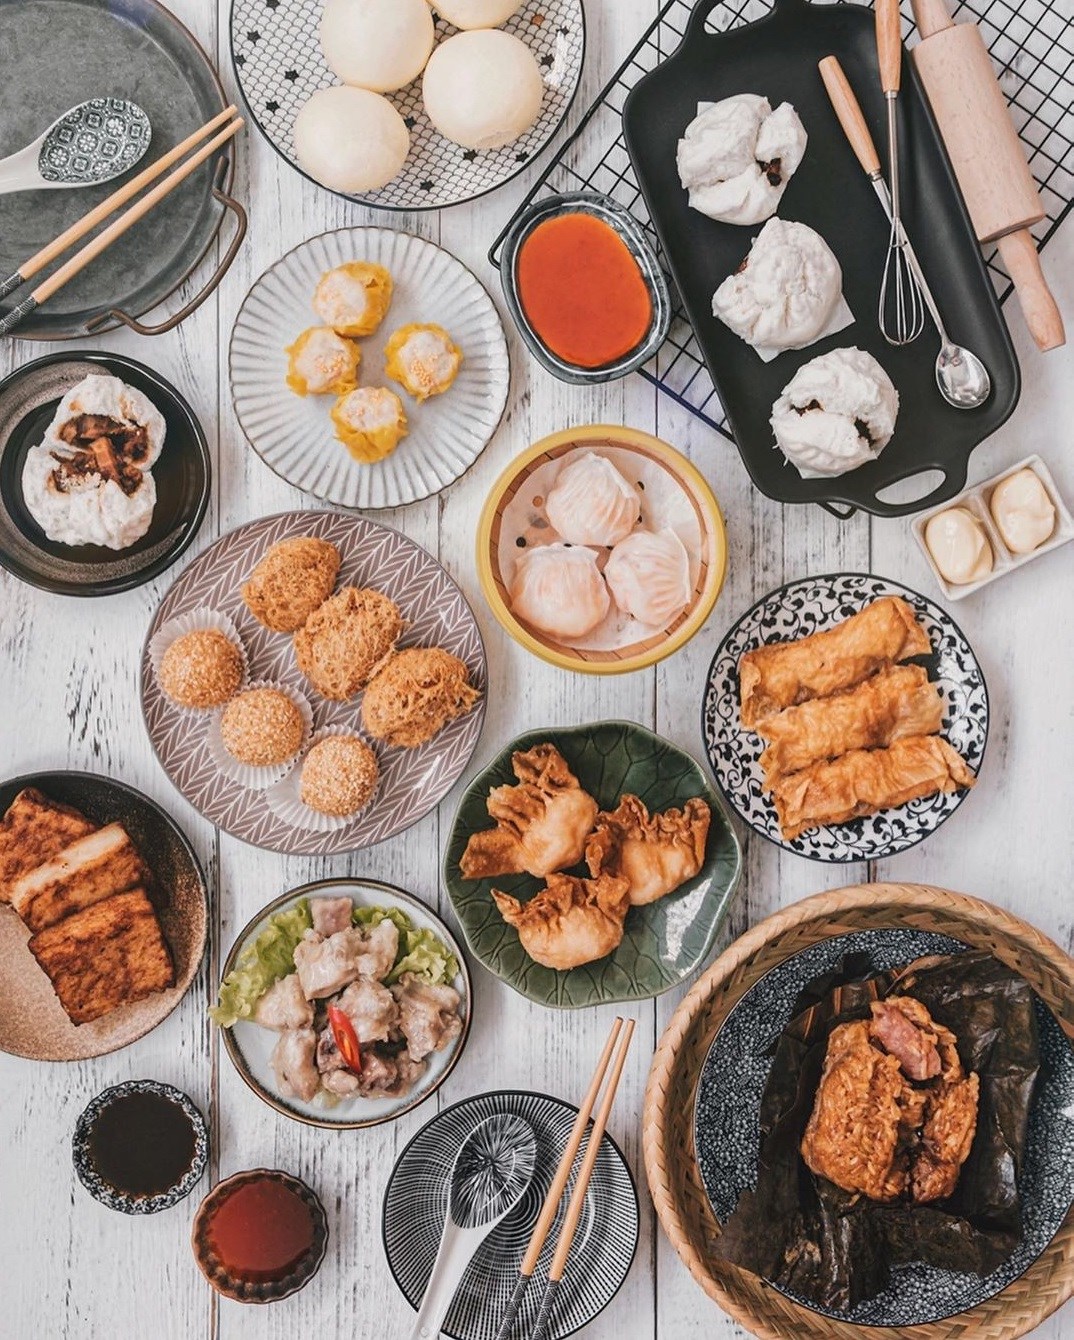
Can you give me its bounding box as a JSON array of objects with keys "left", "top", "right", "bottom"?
[{"left": 72, "top": 1079, "right": 208, "bottom": 1214}]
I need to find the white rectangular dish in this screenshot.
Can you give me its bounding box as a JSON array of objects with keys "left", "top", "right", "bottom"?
[{"left": 911, "top": 454, "right": 1073, "bottom": 601}]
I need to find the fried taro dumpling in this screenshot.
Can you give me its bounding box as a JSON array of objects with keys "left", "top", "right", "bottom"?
[
  {"left": 460, "top": 744, "right": 598, "bottom": 880},
  {"left": 585, "top": 794, "right": 711, "bottom": 906},
  {"left": 801, "top": 994, "right": 980, "bottom": 1204},
  {"left": 491, "top": 872, "right": 630, "bottom": 970}
]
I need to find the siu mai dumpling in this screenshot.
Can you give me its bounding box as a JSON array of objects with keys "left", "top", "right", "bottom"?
[
  {"left": 544, "top": 452, "right": 641, "bottom": 547},
  {"left": 491, "top": 872, "right": 631, "bottom": 970},
  {"left": 384, "top": 323, "right": 462, "bottom": 401},
  {"left": 460, "top": 743, "right": 598, "bottom": 879},
  {"left": 313, "top": 261, "right": 394, "bottom": 337},
  {"left": 509, "top": 544, "right": 610, "bottom": 640},
  {"left": 330, "top": 387, "right": 407, "bottom": 462},
  {"left": 285, "top": 326, "right": 361, "bottom": 396},
  {"left": 586, "top": 795, "right": 711, "bottom": 905},
  {"left": 604, "top": 528, "right": 692, "bottom": 627}
]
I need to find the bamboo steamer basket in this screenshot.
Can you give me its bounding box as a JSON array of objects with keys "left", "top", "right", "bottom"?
[{"left": 644, "top": 882, "right": 1074, "bottom": 1340}]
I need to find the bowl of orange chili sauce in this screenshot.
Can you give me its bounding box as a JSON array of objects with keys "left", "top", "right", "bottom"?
[{"left": 499, "top": 193, "right": 671, "bottom": 384}]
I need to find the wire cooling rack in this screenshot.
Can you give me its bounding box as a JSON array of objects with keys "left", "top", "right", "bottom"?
[{"left": 490, "top": 0, "right": 1073, "bottom": 440}]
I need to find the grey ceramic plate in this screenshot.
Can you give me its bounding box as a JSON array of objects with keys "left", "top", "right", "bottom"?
[
  {"left": 694, "top": 928, "right": 1074, "bottom": 1327},
  {"left": 444, "top": 721, "right": 742, "bottom": 1008},
  {"left": 0, "top": 352, "right": 210, "bottom": 595},
  {"left": 0, "top": 770, "right": 208, "bottom": 1061},
  {"left": 141, "top": 510, "right": 487, "bottom": 855},
  {"left": 220, "top": 879, "right": 472, "bottom": 1130},
  {"left": 383, "top": 1090, "right": 639, "bottom": 1340},
  {"left": 0, "top": 0, "right": 238, "bottom": 340}
]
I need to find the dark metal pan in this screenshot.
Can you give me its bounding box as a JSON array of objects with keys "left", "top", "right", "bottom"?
[
  {"left": 0, "top": 0, "right": 245, "bottom": 340},
  {"left": 622, "top": 0, "right": 1019, "bottom": 518}
]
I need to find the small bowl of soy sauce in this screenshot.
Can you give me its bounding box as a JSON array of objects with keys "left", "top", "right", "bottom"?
[{"left": 72, "top": 1079, "right": 208, "bottom": 1214}]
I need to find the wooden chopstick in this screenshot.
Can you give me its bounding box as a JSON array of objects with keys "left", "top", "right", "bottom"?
[
  {"left": 0, "top": 115, "right": 243, "bottom": 336},
  {"left": 0, "top": 104, "right": 239, "bottom": 296},
  {"left": 492, "top": 1020, "right": 624, "bottom": 1340},
  {"left": 529, "top": 1019, "right": 636, "bottom": 1340}
]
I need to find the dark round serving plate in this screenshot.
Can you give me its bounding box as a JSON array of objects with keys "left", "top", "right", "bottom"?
[
  {"left": 383, "top": 1090, "right": 639, "bottom": 1340},
  {"left": 0, "top": 769, "right": 208, "bottom": 1061},
  {"left": 0, "top": 0, "right": 243, "bottom": 340},
  {"left": 0, "top": 351, "right": 210, "bottom": 595},
  {"left": 73, "top": 1079, "right": 209, "bottom": 1214},
  {"left": 693, "top": 929, "right": 1074, "bottom": 1327}
]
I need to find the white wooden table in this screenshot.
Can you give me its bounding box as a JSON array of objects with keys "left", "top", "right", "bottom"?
[{"left": 2, "top": 1, "right": 1072, "bottom": 1336}]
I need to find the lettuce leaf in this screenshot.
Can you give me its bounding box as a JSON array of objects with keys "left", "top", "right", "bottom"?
[
  {"left": 353, "top": 904, "right": 460, "bottom": 986},
  {"left": 210, "top": 900, "right": 312, "bottom": 1028}
]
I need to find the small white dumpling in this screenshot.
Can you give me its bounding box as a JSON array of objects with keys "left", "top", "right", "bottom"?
[
  {"left": 544, "top": 452, "right": 641, "bottom": 548},
  {"left": 605, "top": 529, "right": 692, "bottom": 627},
  {"left": 509, "top": 544, "right": 610, "bottom": 640}
]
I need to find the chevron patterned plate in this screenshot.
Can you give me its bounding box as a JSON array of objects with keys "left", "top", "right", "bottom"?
[
  {"left": 230, "top": 228, "right": 510, "bottom": 509},
  {"left": 140, "top": 510, "right": 487, "bottom": 855},
  {"left": 383, "top": 1090, "right": 639, "bottom": 1340}
]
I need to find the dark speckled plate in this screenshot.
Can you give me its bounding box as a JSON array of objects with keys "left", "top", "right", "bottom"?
[
  {"left": 0, "top": 351, "right": 210, "bottom": 595},
  {"left": 0, "top": 770, "right": 208, "bottom": 1061},
  {"left": 694, "top": 929, "right": 1074, "bottom": 1327},
  {"left": 444, "top": 721, "right": 743, "bottom": 1008}
]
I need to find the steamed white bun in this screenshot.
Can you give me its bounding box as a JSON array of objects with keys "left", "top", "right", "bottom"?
[
  {"left": 422, "top": 30, "right": 543, "bottom": 150},
  {"left": 545, "top": 452, "right": 641, "bottom": 548},
  {"left": 433, "top": 0, "right": 522, "bottom": 27},
  {"left": 294, "top": 86, "right": 409, "bottom": 193},
  {"left": 509, "top": 544, "right": 610, "bottom": 641},
  {"left": 321, "top": 0, "right": 435, "bottom": 93}
]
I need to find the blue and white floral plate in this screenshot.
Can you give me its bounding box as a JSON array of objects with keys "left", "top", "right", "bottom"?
[{"left": 701, "top": 573, "right": 988, "bottom": 863}]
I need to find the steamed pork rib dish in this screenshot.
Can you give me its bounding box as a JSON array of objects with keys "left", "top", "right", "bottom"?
[
  {"left": 0, "top": 788, "right": 174, "bottom": 1024},
  {"left": 459, "top": 744, "right": 598, "bottom": 879},
  {"left": 802, "top": 997, "right": 979, "bottom": 1203},
  {"left": 211, "top": 895, "right": 463, "bottom": 1106},
  {"left": 739, "top": 596, "right": 930, "bottom": 728},
  {"left": 21, "top": 372, "right": 166, "bottom": 551},
  {"left": 585, "top": 795, "right": 710, "bottom": 905},
  {"left": 491, "top": 873, "right": 630, "bottom": 971},
  {"left": 756, "top": 664, "right": 944, "bottom": 784},
  {"left": 771, "top": 736, "right": 975, "bottom": 841}
]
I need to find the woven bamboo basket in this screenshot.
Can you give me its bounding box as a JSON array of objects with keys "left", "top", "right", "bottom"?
[{"left": 644, "top": 882, "right": 1074, "bottom": 1340}]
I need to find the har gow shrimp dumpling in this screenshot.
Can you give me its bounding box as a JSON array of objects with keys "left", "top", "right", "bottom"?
[
  {"left": 544, "top": 452, "right": 641, "bottom": 548},
  {"left": 605, "top": 528, "right": 692, "bottom": 627},
  {"left": 320, "top": 0, "right": 435, "bottom": 93},
  {"left": 293, "top": 86, "right": 409, "bottom": 194},
  {"left": 509, "top": 544, "right": 610, "bottom": 640},
  {"left": 422, "top": 30, "right": 543, "bottom": 151}
]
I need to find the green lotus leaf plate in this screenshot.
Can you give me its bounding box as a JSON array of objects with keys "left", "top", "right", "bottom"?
[{"left": 444, "top": 721, "right": 743, "bottom": 1008}]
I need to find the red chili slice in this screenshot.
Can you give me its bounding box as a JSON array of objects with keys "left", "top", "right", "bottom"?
[{"left": 327, "top": 1005, "right": 362, "bottom": 1073}]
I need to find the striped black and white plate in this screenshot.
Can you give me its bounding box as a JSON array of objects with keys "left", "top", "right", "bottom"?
[
  {"left": 230, "top": 228, "right": 510, "bottom": 510},
  {"left": 383, "top": 1090, "right": 639, "bottom": 1340},
  {"left": 229, "top": 0, "right": 585, "bottom": 212},
  {"left": 140, "top": 510, "right": 486, "bottom": 855}
]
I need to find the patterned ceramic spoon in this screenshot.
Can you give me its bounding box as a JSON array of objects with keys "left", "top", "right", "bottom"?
[{"left": 0, "top": 98, "right": 150, "bottom": 195}]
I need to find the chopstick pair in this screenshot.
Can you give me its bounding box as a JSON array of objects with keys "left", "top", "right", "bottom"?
[
  {"left": 494, "top": 1017, "right": 636, "bottom": 1340},
  {"left": 0, "top": 105, "right": 244, "bottom": 337}
]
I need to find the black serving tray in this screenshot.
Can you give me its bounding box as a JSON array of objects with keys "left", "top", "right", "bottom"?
[{"left": 621, "top": 0, "right": 1020, "bottom": 518}]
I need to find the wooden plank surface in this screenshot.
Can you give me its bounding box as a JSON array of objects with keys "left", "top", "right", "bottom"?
[{"left": 0, "top": 0, "right": 1071, "bottom": 1337}]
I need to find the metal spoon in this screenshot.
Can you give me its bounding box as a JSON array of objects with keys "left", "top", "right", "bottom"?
[
  {"left": 408, "top": 1114, "right": 537, "bottom": 1340},
  {"left": 0, "top": 99, "right": 151, "bottom": 195}
]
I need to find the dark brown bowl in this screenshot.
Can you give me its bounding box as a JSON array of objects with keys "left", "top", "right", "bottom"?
[{"left": 192, "top": 1169, "right": 328, "bottom": 1304}]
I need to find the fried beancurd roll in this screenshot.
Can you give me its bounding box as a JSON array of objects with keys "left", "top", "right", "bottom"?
[
  {"left": 285, "top": 327, "right": 361, "bottom": 397},
  {"left": 770, "top": 735, "right": 975, "bottom": 841},
  {"left": 313, "top": 261, "right": 394, "bottom": 337},
  {"left": 331, "top": 387, "right": 408, "bottom": 463},
  {"left": 757, "top": 664, "right": 945, "bottom": 787},
  {"left": 384, "top": 323, "right": 462, "bottom": 401},
  {"left": 739, "top": 596, "right": 931, "bottom": 728}
]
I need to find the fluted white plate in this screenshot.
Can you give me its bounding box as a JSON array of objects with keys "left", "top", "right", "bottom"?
[{"left": 230, "top": 228, "right": 510, "bottom": 510}]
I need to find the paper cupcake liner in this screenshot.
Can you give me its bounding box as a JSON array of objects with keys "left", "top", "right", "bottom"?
[
  {"left": 264, "top": 725, "right": 380, "bottom": 833},
  {"left": 148, "top": 609, "right": 250, "bottom": 714},
  {"left": 205, "top": 679, "right": 313, "bottom": 791}
]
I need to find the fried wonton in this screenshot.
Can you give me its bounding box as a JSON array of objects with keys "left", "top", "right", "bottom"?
[
  {"left": 490, "top": 872, "right": 630, "bottom": 970},
  {"left": 585, "top": 795, "right": 711, "bottom": 905},
  {"left": 459, "top": 744, "right": 598, "bottom": 880}
]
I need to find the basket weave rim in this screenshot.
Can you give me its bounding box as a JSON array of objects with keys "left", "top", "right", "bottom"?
[{"left": 643, "top": 881, "right": 1074, "bottom": 1340}]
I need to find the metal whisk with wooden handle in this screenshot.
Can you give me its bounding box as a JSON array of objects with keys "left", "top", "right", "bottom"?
[{"left": 876, "top": 0, "right": 925, "bottom": 345}]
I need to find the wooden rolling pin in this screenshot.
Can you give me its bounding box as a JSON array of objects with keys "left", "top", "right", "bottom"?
[{"left": 911, "top": 0, "right": 1065, "bottom": 351}]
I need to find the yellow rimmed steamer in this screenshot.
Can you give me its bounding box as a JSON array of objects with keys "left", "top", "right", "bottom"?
[{"left": 477, "top": 425, "right": 727, "bottom": 674}]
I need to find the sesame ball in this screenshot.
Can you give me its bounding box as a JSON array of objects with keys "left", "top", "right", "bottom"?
[
  {"left": 300, "top": 736, "right": 379, "bottom": 817},
  {"left": 220, "top": 688, "right": 305, "bottom": 767},
  {"left": 158, "top": 629, "right": 244, "bottom": 709}
]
